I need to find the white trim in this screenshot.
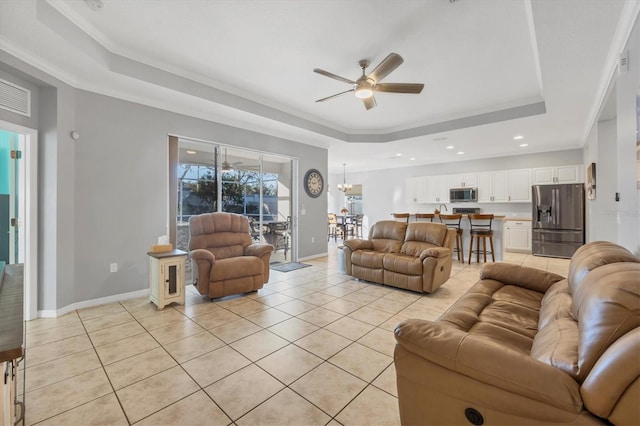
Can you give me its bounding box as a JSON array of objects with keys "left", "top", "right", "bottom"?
[
  {"left": 582, "top": 1, "right": 640, "bottom": 143},
  {"left": 1, "top": 120, "right": 38, "bottom": 321},
  {"left": 298, "top": 252, "right": 328, "bottom": 262},
  {"left": 37, "top": 288, "right": 150, "bottom": 318}
]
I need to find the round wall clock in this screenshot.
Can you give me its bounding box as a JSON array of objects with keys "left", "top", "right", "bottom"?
[{"left": 304, "top": 169, "right": 324, "bottom": 198}]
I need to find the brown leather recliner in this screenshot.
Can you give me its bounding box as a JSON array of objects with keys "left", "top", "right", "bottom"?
[
  {"left": 344, "top": 220, "right": 455, "bottom": 293},
  {"left": 188, "top": 212, "right": 274, "bottom": 299},
  {"left": 394, "top": 241, "right": 640, "bottom": 425}
]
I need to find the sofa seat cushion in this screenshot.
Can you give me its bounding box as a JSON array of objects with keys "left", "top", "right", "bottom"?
[
  {"left": 400, "top": 242, "right": 439, "bottom": 258},
  {"left": 383, "top": 253, "right": 423, "bottom": 275},
  {"left": 351, "top": 250, "right": 386, "bottom": 269},
  {"left": 210, "top": 256, "right": 263, "bottom": 281},
  {"left": 438, "top": 280, "right": 543, "bottom": 352},
  {"left": 539, "top": 279, "right": 573, "bottom": 329},
  {"left": 530, "top": 317, "right": 580, "bottom": 379}
]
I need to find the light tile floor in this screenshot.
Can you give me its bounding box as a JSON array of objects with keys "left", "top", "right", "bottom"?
[{"left": 21, "top": 246, "right": 570, "bottom": 425}]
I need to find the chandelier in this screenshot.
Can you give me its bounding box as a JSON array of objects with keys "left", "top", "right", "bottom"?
[{"left": 337, "top": 163, "right": 352, "bottom": 193}]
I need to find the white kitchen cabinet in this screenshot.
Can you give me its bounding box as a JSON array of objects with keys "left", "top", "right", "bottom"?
[
  {"left": 507, "top": 169, "right": 532, "bottom": 202},
  {"left": 405, "top": 176, "right": 427, "bottom": 204},
  {"left": 477, "top": 171, "right": 507, "bottom": 203},
  {"left": 532, "top": 165, "right": 582, "bottom": 185},
  {"left": 505, "top": 220, "right": 532, "bottom": 252},
  {"left": 425, "top": 175, "right": 450, "bottom": 203},
  {"left": 448, "top": 173, "right": 477, "bottom": 188},
  {"left": 148, "top": 250, "right": 187, "bottom": 310}
]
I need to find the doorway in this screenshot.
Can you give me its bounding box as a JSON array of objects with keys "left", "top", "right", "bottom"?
[{"left": 0, "top": 121, "right": 38, "bottom": 320}]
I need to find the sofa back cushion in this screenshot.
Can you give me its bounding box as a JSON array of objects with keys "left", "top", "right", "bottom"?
[
  {"left": 401, "top": 222, "right": 447, "bottom": 257},
  {"left": 567, "top": 241, "right": 638, "bottom": 296},
  {"left": 571, "top": 262, "right": 640, "bottom": 382},
  {"left": 189, "top": 212, "right": 252, "bottom": 259},
  {"left": 369, "top": 220, "right": 408, "bottom": 253}
]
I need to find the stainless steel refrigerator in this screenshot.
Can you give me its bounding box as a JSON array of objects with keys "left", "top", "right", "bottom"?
[{"left": 532, "top": 184, "right": 585, "bottom": 258}]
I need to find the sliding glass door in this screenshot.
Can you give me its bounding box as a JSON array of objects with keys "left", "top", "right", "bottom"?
[{"left": 176, "top": 139, "right": 295, "bottom": 266}]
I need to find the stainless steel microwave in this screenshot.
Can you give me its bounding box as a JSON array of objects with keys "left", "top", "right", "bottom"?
[{"left": 450, "top": 187, "right": 478, "bottom": 202}]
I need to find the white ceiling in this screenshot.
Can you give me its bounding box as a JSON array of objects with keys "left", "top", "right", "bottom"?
[{"left": 0, "top": 0, "right": 637, "bottom": 173}]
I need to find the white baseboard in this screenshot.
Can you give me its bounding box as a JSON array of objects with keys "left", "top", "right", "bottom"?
[
  {"left": 37, "top": 288, "right": 150, "bottom": 318},
  {"left": 298, "top": 252, "right": 328, "bottom": 262}
]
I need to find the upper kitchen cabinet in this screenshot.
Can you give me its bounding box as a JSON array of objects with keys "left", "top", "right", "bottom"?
[
  {"left": 477, "top": 171, "right": 507, "bottom": 203},
  {"left": 448, "top": 173, "right": 477, "bottom": 188},
  {"left": 405, "top": 176, "right": 427, "bottom": 204},
  {"left": 507, "top": 169, "right": 532, "bottom": 202},
  {"left": 425, "top": 175, "right": 450, "bottom": 203},
  {"left": 532, "top": 165, "right": 583, "bottom": 185}
]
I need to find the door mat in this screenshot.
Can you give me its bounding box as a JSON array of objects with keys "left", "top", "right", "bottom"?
[{"left": 270, "top": 262, "right": 312, "bottom": 272}]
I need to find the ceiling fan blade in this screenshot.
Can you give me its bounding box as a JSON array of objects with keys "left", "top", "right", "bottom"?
[
  {"left": 368, "top": 53, "right": 404, "bottom": 83},
  {"left": 363, "top": 95, "right": 376, "bottom": 110},
  {"left": 313, "top": 68, "right": 357, "bottom": 85},
  {"left": 315, "top": 89, "right": 355, "bottom": 103},
  {"left": 374, "top": 83, "right": 424, "bottom": 94}
]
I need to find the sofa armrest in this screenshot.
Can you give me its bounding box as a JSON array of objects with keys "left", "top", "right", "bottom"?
[
  {"left": 244, "top": 243, "right": 274, "bottom": 257},
  {"left": 394, "top": 319, "right": 583, "bottom": 413},
  {"left": 244, "top": 243, "right": 274, "bottom": 283},
  {"left": 190, "top": 249, "right": 215, "bottom": 295},
  {"left": 190, "top": 248, "right": 215, "bottom": 264},
  {"left": 343, "top": 239, "right": 372, "bottom": 251},
  {"left": 419, "top": 247, "right": 451, "bottom": 260},
  {"left": 480, "top": 263, "right": 565, "bottom": 293}
]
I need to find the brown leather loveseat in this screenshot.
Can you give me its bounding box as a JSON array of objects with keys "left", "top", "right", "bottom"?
[
  {"left": 189, "top": 212, "right": 274, "bottom": 299},
  {"left": 343, "top": 220, "right": 455, "bottom": 293},
  {"left": 394, "top": 241, "right": 640, "bottom": 425}
]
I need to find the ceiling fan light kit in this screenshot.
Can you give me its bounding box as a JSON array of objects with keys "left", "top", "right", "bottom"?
[{"left": 314, "top": 53, "right": 424, "bottom": 110}]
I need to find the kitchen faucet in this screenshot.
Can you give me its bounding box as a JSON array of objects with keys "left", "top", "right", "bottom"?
[{"left": 438, "top": 204, "right": 448, "bottom": 213}]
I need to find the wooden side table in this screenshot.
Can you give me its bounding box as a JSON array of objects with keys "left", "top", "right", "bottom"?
[{"left": 147, "top": 249, "right": 187, "bottom": 310}]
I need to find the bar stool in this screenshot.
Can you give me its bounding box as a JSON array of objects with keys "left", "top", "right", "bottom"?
[
  {"left": 392, "top": 213, "right": 410, "bottom": 223},
  {"left": 439, "top": 214, "right": 464, "bottom": 262},
  {"left": 468, "top": 214, "right": 495, "bottom": 264},
  {"left": 415, "top": 213, "right": 435, "bottom": 222}
]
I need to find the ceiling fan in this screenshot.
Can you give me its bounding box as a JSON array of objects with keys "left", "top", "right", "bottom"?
[
  {"left": 221, "top": 148, "right": 242, "bottom": 171},
  {"left": 313, "top": 53, "right": 424, "bottom": 110}
]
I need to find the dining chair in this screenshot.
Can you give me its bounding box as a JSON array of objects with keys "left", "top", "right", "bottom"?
[
  {"left": 327, "top": 213, "right": 343, "bottom": 241},
  {"left": 353, "top": 214, "right": 364, "bottom": 238}
]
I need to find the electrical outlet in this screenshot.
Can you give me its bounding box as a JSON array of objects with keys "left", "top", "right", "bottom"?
[
  {"left": 311, "top": 237, "right": 315, "bottom": 243},
  {"left": 110, "top": 263, "right": 118, "bottom": 273}
]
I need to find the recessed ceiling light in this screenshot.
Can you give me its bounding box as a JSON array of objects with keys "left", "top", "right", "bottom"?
[
  {"left": 457, "top": 151, "right": 464, "bottom": 155},
  {"left": 446, "top": 145, "right": 454, "bottom": 150},
  {"left": 519, "top": 143, "right": 528, "bottom": 147},
  {"left": 186, "top": 150, "right": 196, "bottom": 154},
  {"left": 513, "top": 135, "right": 524, "bottom": 140},
  {"left": 395, "top": 153, "right": 402, "bottom": 157},
  {"left": 409, "top": 157, "right": 416, "bottom": 161}
]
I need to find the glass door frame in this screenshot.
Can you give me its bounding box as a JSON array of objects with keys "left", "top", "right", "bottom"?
[
  {"left": 1, "top": 120, "right": 38, "bottom": 320},
  {"left": 170, "top": 136, "right": 298, "bottom": 262}
]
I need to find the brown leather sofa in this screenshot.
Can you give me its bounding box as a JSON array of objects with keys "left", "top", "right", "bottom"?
[
  {"left": 188, "top": 212, "right": 274, "bottom": 299},
  {"left": 343, "top": 220, "right": 456, "bottom": 293},
  {"left": 394, "top": 241, "right": 640, "bottom": 425}
]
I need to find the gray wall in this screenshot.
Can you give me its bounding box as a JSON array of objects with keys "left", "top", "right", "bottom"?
[{"left": 1, "top": 54, "right": 328, "bottom": 312}]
